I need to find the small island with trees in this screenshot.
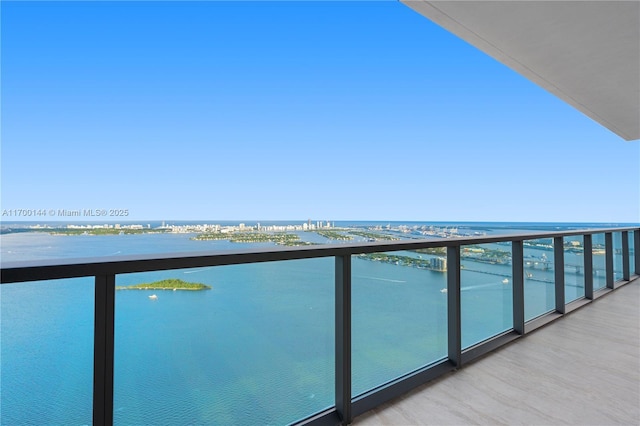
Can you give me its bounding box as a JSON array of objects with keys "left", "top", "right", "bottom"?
[
  {"left": 348, "top": 231, "right": 399, "bottom": 241},
  {"left": 314, "top": 230, "right": 353, "bottom": 240},
  {"left": 191, "top": 232, "right": 317, "bottom": 246},
  {"left": 48, "top": 228, "right": 165, "bottom": 236},
  {"left": 116, "top": 278, "right": 211, "bottom": 291}
]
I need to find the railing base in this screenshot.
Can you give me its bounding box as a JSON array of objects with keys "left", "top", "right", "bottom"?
[
  {"left": 524, "top": 312, "right": 563, "bottom": 334},
  {"left": 461, "top": 331, "right": 521, "bottom": 365},
  {"left": 351, "top": 360, "right": 454, "bottom": 419},
  {"left": 564, "top": 297, "right": 591, "bottom": 314}
]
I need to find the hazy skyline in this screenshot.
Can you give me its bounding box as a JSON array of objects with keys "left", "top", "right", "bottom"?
[{"left": 2, "top": 1, "right": 639, "bottom": 223}]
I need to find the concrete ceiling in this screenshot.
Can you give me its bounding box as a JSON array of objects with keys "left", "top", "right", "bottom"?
[{"left": 401, "top": 1, "right": 640, "bottom": 141}]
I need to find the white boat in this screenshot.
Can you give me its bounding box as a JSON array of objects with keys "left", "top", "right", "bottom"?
[
  {"left": 440, "top": 288, "right": 448, "bottom": 293},
  {"left": 149, "top": 294, "right": 158, "bottom": 300},
  {"left": 502, "top": 278, "right": 509, "bottom": 284}
]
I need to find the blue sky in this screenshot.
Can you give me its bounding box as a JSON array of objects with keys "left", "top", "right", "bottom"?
[{"left": 2, "top": 1, "right": 638, "bottom": 223}]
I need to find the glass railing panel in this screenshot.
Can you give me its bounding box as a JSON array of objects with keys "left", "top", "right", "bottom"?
[
  {"left": 592, "top": 233, "right": 607, "bottom": 290},
  {"left": 113, "top": 258, "right": 334, "bottom": 425},
  {"left": 0, "top": 278, "right": 94, "bottom": 425},
  {"left": 460, "top": 242, "right": 513, "bottom": 349},
  {"left": 564, "top": 236, "right": 585, "bottom": 303},
  {"left": 523, "top": 238, "right": 555, "bottom": 321},
  {"left": 613, "top": 232, "right": 624, "bottom": 281},
  {"left": 352, "top": 249, "right": 447, "bottom": 397}
]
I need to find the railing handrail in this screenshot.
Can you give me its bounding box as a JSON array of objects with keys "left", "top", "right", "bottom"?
[{"left": 2, "top": 226, "right": 638, "bottom": 283}]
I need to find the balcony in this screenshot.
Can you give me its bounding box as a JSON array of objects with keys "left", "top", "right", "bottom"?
[
  {"left": 1, "top": 226, "right": 638, "bottom": 425},
  {"left": 354, "top": 277, "right": 639, "bottom": 425}
]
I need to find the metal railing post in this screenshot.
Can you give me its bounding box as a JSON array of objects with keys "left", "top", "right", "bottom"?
[
  {"left": 447, "top": 246, "right": 461, "bottom": 367},
  {"left": 554, "top": 237, "right": 565, "bottom": 314},
  {"left": 335, "top": 255, "right": 352, "bottom": 425},
  {"left": 621, "top": 231, "right": 630, "bottom": 281},
  {"left": 94, "top": 274, "right": 115, "bottom": 426},
  {"left": 605, "top": 233, "right": 614, "bottom": 289},
  {"left": 512, "top": 240, "right": 525, "bottom": 334},
  {"left": 635, "top": 230, "right": 640, "bottom": 275},
  {"left": 584, "top": 234, "right": 593, "bottom": 299}
]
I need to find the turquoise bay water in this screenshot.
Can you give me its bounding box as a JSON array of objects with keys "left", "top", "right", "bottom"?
[{"left": 0, "top": 225, "right": 630, "bottom": 424}]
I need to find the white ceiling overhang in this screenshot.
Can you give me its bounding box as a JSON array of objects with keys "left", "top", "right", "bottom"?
[{"left": 401, "top": 1, "right": 640, "bottom": 141}]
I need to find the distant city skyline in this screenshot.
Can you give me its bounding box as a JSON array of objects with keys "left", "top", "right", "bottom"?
[{"left": 2, "top": 1, "right": 639, "bottom": 223}]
